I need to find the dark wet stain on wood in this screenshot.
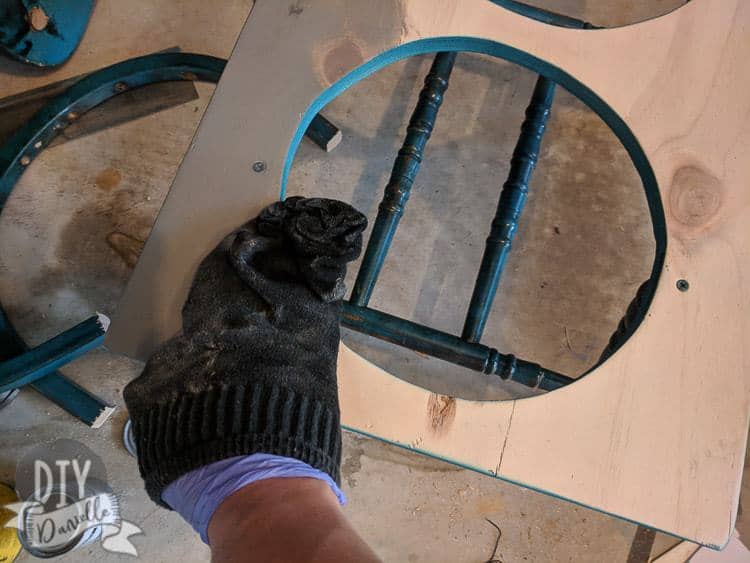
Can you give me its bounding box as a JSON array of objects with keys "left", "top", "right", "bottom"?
[{"left": 427, "top": 393, "right": 456, "bottom": 436}]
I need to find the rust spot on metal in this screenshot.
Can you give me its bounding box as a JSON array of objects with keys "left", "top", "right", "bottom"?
[
  {"left": 669, "top": 166, "right": 722, "bottom": 229},
  {"left": 427, "top": 393, "right": 456, "bottom": 436},
  {"left": 27, "top": 6, "right": 49, "bottom": 31},
  {"left": 67, "top": 112, "right": 79, "bottom": 121}
]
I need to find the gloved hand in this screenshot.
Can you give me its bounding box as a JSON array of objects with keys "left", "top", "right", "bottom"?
[{"left": 123, "top": 197, "right": 367, "bottom": 505}]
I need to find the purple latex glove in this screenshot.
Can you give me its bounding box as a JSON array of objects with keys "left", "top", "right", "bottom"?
[{"left": 162, "top": 453, "right": 346, "bottom": 543}]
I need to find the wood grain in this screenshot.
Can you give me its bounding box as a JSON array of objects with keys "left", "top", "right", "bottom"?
[{"left": 107, "top": 0, "right": 750, "bottom": 547}]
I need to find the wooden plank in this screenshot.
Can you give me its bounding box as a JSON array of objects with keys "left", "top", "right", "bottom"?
[
  {"left": 691, "top": 532, "right": 750, "bottom": 561},
  {"left": 651, "top": 540, "right": 700, "bottom": 563},
  {"left": 106, "top": 0, "right": 750, "bottom": 548},
  {"left": 304, "top": 113, "right": 342, "bottom": 152}
]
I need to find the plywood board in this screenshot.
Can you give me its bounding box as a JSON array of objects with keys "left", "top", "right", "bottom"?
[
  {"left": 651, "top": 540, "right": 700, "bottom": 563},
  {"left": 107, "top": 0, "right": 750, "bottom": 548}
]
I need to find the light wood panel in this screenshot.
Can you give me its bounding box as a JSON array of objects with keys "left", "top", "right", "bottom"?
[
  {"left": 107, "top": 0, "right": 750, "bottom": 547},
  {"left": 651, "top": 539, "right": 700, "bottom": 563}
]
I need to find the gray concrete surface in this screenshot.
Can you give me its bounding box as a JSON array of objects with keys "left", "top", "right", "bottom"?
[{"left": 0, "top": 1, "right": 736, "bottom": 561}]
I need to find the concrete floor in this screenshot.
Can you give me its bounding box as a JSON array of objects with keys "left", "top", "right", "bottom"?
[{"left": 0, "top": 1, "right": 741, "bottom": 561}]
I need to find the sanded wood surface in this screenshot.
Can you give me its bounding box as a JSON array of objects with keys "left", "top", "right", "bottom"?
[{"left": 107, "top": 0, "right": 750, "bottom": 547}]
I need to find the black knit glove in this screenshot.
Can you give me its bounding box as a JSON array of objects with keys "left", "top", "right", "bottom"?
[{"left": 123, "top": 197, "right": 367, "bottom": 505}]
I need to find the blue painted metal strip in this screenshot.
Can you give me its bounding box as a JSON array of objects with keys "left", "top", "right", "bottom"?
[
  {"left": 350, "top": 51, "right": 457, "bottom": 306},
  {"left": 0, "top": 315, "right": 106, "bottom": 393},
  {"left": 462, "top": 75, "right": 556, "bottom": 343}
]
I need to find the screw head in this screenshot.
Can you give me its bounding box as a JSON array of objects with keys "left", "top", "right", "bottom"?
[
  {"left": 252, "top": 161, "right": 266, "bottom": 173},
  {"left": 20, "top": 155, "right": 31, "bottom": 166},
  {"left": 114, "top": 81, "right": 128, "bottom": 92},
  {"left": 676, "top": 279, "right": 690, "bottom": 292}
]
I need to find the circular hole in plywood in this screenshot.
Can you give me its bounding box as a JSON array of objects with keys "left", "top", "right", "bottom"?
[
  {"left": 286, "top": 51, "right": 658, "bottom": 401},
  {"left": 490, "top": 0, "right": 689, "bottom": 28}
]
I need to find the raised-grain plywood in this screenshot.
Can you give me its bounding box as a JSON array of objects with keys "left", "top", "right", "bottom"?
[{"left": 107, "top": 0, "right": 750, "bottom": 548}]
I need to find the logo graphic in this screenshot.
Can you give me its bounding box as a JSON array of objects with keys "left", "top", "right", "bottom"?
[{"left": 2, "top": 439, "right": 142, "bottom": 557}]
